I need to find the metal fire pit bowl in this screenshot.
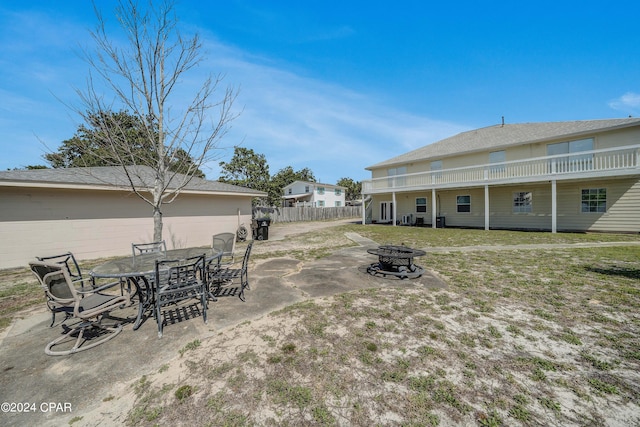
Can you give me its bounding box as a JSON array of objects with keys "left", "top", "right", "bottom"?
[{"left": 366, "top": 245, "right": 426, "bottom": 279}]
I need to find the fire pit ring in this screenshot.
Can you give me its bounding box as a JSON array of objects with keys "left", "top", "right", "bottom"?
[{"left": 366, "top": 245, "right": 426, "bottom": 279}]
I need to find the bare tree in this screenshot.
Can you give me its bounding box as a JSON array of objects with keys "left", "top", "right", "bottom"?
[{"left": 74, "top": 0, "right": 238, "bottom": 241}]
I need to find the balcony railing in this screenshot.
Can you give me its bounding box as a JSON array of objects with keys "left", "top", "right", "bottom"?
[{"left": 363, "top": 145, "right": 640, "bottom": 193}]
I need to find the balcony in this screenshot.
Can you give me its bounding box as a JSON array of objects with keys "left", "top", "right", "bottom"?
[{"left": 363, "top": 145, "right": 640, "bottom": 194}]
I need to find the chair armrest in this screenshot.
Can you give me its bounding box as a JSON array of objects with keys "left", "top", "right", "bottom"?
[{"left": 76, "top": 279, "right": 124, "bottom": 295}]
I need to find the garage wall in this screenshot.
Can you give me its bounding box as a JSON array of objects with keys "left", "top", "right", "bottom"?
[{"left": 0, "top": 187, "right": 253, "bottom": 269}]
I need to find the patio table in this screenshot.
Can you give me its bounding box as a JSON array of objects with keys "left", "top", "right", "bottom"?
[{"left": 90, "top": 247, "right": 221, "bottom": 330}]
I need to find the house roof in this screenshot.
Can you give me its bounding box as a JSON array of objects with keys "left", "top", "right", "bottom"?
[
  {"left": 284, "top": 180, "right": 346, "bottom": 189},
  {"left": 0, "top": 165, "right": 267, "bottom": 197},
  {"left": 366, "top": 118, "right": 640, "bottom": 170}
]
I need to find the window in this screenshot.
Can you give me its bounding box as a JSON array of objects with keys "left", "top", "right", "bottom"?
[
  {"left": 416, "top": 197, "right": 427, "bottom": 213},
  {"left": 388, "top": 166, "right": 407, "bottom": 187},
  {"left": 489, "top": 150, "right": 506, "bottom": 173},
  {"left": 305, "top": 185, "right": 310, "bottom": 193},
  {"left": 430, "top": 160, "right": 443, "bottom": 181},
  {"left": 317, "top": 200, "right": 325, "bottom": 207},
  {"left": 581, "top": 188, "right": 606, "bottom": 213},
  {"left": 334, "top": 188, "right": 342, "bottom": 196},
  {"left": 317, "top": 187, "right": 325, "bottom": 195},
  {"left": 513, "top": 192, "right": 532, "bottom": 213},
  {"left": 288, "top": 188, "right": 292, "bottom": 195},
  {"left": 335, "top": 201, "right": 342, "bottom": 207},
  {"left": 457, "top": 195, "right": 471, "bottom": 213},
  {"left": 547, "top": 138, "right": 594, "bottom": 172}
]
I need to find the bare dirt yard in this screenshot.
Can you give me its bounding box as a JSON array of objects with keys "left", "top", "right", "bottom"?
[{"left": 2, "top": 220, "right": 639, "bottom": 426}]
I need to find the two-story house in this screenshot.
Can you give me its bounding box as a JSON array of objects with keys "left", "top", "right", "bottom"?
[
  {"left": 363, "top": 118, "right": 640, "bottom": 233},
  {"left": 282, "top": 181, "right": 346, "bottom": 207}
]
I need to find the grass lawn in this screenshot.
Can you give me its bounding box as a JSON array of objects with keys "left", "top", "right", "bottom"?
[{"left": 2, "top": 224, "right": 639, "bottom": 426}]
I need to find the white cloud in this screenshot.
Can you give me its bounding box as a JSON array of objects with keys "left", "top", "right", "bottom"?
[
  {"left": 608, "top": 92, "right": 640, "bottom": 114},
  {"left": 0, "top": 10, "right": 470, "bottom": 181},
  {"left": 198, "top": 39, "right": 469, "bottom": 182}
]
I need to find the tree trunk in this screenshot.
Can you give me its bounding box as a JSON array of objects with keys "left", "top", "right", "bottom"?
[{"left": 153, "top": 205, "right": 163, "bottom": 243}]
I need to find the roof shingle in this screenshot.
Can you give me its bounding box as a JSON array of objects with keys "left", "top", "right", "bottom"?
[
  {"left": 0, "top": 165, "right": 266, "bottom": 196},
  {"left": 367, "top": 118, "right": 640, "bottom": 170}
]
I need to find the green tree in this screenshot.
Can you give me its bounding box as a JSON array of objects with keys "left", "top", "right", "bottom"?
[
  {"left": 336, "top": 177, "right": 362, "bottom": 202},
  {"left": 69, "top": 0, "right": 238, "bottom": 242},
  {"left": 219, "top": 147, "right": 271, "bottom": 200},
  {"left": 45, "top": 111, "right": 205, "bottom": 177},
  {"left": 269, "top": 166, "right": 316, "bottom": 206}
]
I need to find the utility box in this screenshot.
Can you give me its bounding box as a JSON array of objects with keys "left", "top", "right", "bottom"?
[{"left": 436, "top": 216, "right": 446, "bottom": 228}]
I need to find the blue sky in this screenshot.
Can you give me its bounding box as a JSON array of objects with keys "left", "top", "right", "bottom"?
[{"left": 1, "top": 0, "right": 639, "bottom": 183}]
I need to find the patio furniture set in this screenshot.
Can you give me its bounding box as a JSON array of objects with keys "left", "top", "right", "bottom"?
[{"left": 29, "top": 233, "right": 253, "bottom": 356}]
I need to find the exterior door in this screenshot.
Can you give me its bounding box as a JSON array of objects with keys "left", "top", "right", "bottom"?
[{"left": 380, "top": 201, "right": 393, "bottom": 222}]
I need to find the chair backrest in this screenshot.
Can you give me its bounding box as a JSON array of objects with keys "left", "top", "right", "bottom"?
[
  {"left": 212, "top": 233, "right": 236, "bottom": 264},
  {"left": 36, "top": 252, "right": 83, "bottom": 282},
  {"left": 29, "top": 261, "right": 77, "bottom": 306},
  {"left": 132, "top": 240, "right": 167, "bottom": 257},
  {"left": 155, "top": 254, "right": 205, "bottom": 293},
  {"left": 240, "top": 241, "right": 254, "bottom": 271}
]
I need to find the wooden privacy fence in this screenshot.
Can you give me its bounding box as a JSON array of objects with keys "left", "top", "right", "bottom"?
[{"left": 253, "top": 206, "right": 362, "bottom": 223}]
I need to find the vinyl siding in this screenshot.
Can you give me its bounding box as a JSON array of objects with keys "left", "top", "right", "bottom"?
[
  {"left": 368, "top": 178, "right": 640, "bottom": 232},
  {"left": 488, "top": 184, "right": 552, "bottom": 230},
  {"left": 370, "top": 125, "right": 640, "bottom": 178},
  {"left": 556, "top": 178, "right": 640, "bottom": 232}
]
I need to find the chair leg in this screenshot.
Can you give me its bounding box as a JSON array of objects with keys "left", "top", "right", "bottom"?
[
  {"left": 202, "top": 292, "right": 208, "bottom": 324},
  {"left": 45, "top": 321, "right": 122, "bottom": 356},
  {"left": 157, "top": 302, "right": 163, "bottom": 338}
]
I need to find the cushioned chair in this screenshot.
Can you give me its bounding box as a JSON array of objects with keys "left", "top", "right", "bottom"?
[
  {"left": 212, "top": 232, "right": 236, "bottom": 266},
  {"left": 29, "top": 260, "right": 130, "bottom": 356},
  {"left": 154, "top": 254, "right": 208, "bottom": 338},
  {"left": 36, "top": 252, "right": 92, "bottom": 326},
  {"left": 208, "top": 241, "right": 253, "bottom": 302}
]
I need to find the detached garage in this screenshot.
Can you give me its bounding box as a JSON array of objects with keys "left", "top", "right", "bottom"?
[{"left": 0, "top": 166, "right": 266, "bottom": 269}]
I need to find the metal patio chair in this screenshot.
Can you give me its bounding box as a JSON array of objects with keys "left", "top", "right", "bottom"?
[
  {"left": 208, "top": 241, "right": 253, "bottom": 302},
  {"left": 132, "top": 240, "right": 167, "bottom": 257},
  {"left": 36, "top": 252, "right": 92, "bottom": 326},
  {"left": 212, "top": 232, "right": 236, "bottom": 267},
  {"left": 154, "top": 254, "right": 208, "bottom": 338},
  {"left": 29, "top": 260, "right": 130, "bottom": 356}
]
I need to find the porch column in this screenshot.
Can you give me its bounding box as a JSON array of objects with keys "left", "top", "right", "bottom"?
[
  {"left": 392, "top": 192, "right": 397, "bottom": 226},
  {"left": 432, "top": 188, "right": 437, "bottom": 229},
  {"left": 484, "top": 185, "right": 490, "bottom": 230},
  {"left": 551, "top": 179, "right": 557, "bottom": 233},
  {"left": 361, "top": 193, "right": 365, "bottom": 225}
]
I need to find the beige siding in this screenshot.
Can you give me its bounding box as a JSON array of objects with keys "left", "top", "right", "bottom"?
[
  {"left": 597, "top": 127, "right": 640, "bottom": 150},
  {"left": 369, "top": 126, "right": 640, "bottom": 178},
  {"left": 0, "top": 187, "right": 253, "bottom": 269},
  {"left": 436, "top": 188, "right": 486, "bottom": 228},
  {"left": 556, "top": 178, "right": 640, "bottom": 232},
  {"left": 488, "top": 184, "right": 552, "bottom": 230},
  {"left": 394, "top": 192, "right": 434, "bottom": 224},
  {"left": 369, "top": 179, "right": 640, "bottom": 232}
]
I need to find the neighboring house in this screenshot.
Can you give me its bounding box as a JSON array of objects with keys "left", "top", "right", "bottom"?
[
  {"left": 0, "top": 166, "right": 266, "bottom": 269},
  {"left": 282, "top": 181, "right": 346, "bottom": 207},
  {"left": 363, "top": 118, "right": 640, "bottom": 233}
]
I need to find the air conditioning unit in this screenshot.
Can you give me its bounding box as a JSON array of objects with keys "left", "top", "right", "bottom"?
[{"left": 401, "top": 214, "right": 413, "bottom": 225}]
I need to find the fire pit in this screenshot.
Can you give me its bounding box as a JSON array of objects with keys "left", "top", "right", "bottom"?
[{"left": 367, "top": 245, "right": 426, "bottom": 279}]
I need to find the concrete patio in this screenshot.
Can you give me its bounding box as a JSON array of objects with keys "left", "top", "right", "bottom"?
[{"left": 0, "top": 220, "right": 446, "bottom": 426}]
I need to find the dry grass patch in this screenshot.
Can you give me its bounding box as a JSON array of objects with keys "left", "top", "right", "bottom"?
[{"left": 125, "top": 245, "right": 640, "bottom": 426}]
